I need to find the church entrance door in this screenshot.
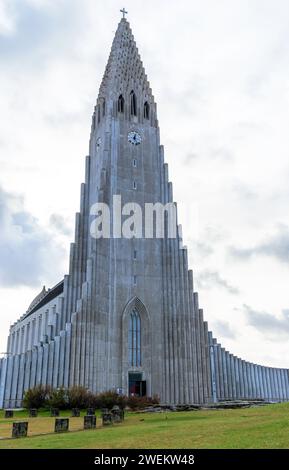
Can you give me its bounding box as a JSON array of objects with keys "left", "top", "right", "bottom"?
[{"left": 128, "top": 372, "right": 146, "bottom": 397}]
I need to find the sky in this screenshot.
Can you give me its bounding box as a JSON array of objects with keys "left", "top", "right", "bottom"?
[{"left": 0, "top": 0, "right": 289, "bottom": 367}]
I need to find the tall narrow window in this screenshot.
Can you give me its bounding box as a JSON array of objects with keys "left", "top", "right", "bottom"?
[
  {"left": 118, "top": 94, "right": 124, "bottom": 113},
  {"left": 144, "top": 101, "right": 150, "bottom": 119},
  {"left": 133, "top": 181, "right": 137, "bottom": 190},
  {"left": 102, "top": 100, "right": 106, "bottom": 117},
  {"left": 133, "top": 159, "right": 137, "bottom": 168},
  {"left": 97, "top": 106, "right": 101, "bottom": 123},
  {"left": 130, "top": 90, "right": 137, "bottom": 116},
  {"left": 129, "top": 309, "right": 141, "bottom": 367}
]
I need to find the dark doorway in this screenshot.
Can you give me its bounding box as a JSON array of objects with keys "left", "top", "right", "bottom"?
[{"left": 128, "top": 372, "right": 146, "bottom": 397}]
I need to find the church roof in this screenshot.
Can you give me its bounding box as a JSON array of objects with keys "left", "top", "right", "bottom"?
[
  {"left": 24, "top": 280, "right": 64, "bottom": 319},
  {"left": 98, "top": 18, "right": 154, "bottom": 103},
  {"left": 27, "top": 285, "right": 48, "bottom": 313}
]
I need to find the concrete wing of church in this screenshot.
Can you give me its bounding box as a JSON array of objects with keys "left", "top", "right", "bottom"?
[{"left": 1, "top": 18, "right": 289, "bottom": 408}]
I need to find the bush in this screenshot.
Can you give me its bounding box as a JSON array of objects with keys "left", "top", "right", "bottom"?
[
  {"left": 94, "top": 390, "right": 122, "bottom": 410},
  {"left": 115, "top": 394, "right": 127, "bottom": 410},
  {"left": 23, "top": 385, "right": 51, "bottom": 409},
  {"left": 67, "top": 386, "right": 90, "bottom": 409},
  {"left": 147, "top": 394, "right": 160, "bottom": 405},
  {"left": 22, "top": 385, "right": 160, "bottom": 411},
  {"left": 127, "top": 395, "right": 160, "bottom": 410},
  {"left": 126, "top": 395, "right": 147, "bottom": 410},
  {"left": 48, "top": 388, "right": 69, "bottom": 409},
  {"left": 86, "top": 390, "right": 99, "bottom": 409}
]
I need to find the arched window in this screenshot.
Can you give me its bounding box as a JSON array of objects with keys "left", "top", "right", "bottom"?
[
  {"left": 130, "top": 90, "right": 137, "bottom": 116},
  {"left": 128, "top": 309, "right": 141, "bottom": 367},
  {"left": 144, "top": 101, "right": 150, "bottom": 119},
  {"left": 118, "top": 94, "right": 124, "bottom": 113}
]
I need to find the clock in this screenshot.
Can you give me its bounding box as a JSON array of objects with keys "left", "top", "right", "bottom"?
[
  {"left": 96, "top": 137, "right": 101, "bottom": 151},
  {"left": 128, "top": 131, "right": 142, "bottom": 146}
]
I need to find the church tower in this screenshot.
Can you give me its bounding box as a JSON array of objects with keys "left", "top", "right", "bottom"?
[
  {"left": 1, "top": 15, "right": 289, "bottom": 408},
  {"left": 62, "top": 16, "right": 209, "bottom": 403}
]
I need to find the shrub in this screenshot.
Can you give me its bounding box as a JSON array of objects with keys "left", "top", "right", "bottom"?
[
  {"left": 126, "top": 395, "right": 147, "bottom": 410},
  {"left": 22, "top": 385, "right": 160, "bottom": 411},
  {"left": 92, "top": 390, "right": 128, "bottom": 410},
  {"left": 127, "top": 395, "right": 160, "bottom": 410},
  {"left": 115, "top": 394, "right": 127, "bottom": 410},
  {"left": 86, "top": 391, "right": 99, "bottom": 409},
  {"left": 67, "top": 386, "right": 90, "bottom": 409},
  {"left": 147, "top": 395, "right": 160, "bottom": 405},
  {"left": 23, "top": 385, "right": 51, "bottom": 409},
  {"left": 94, "top": 390, "right": 121, "bottom": 410},
  {"left": 48, "top": 388, "right": 69, "bottom": 409}
]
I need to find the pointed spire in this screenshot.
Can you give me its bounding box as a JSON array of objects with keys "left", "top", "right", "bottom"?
[{"left": 98, "top": 19, "right": 154, "bottom": 105}]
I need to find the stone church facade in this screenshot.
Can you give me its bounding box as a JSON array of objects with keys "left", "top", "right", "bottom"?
[{"left": 1, "top": 18, "right": 289, "bottom": 408}]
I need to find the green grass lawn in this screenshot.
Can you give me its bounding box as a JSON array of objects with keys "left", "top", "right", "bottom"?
[{"left": 0, "top": 403, "right": 289, "bottom": 449}]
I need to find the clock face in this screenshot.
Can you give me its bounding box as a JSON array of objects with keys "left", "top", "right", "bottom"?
[
  {"left": 96, "top": 137, "right": 101, "bottom": 151},
  {"left": 128, "top": 131, "right": 142, "bottom": 146}
]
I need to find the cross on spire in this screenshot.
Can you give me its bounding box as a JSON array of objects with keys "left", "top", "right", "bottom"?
[{"left": 120, "top": 8, "right": 128, "bottom": 19}]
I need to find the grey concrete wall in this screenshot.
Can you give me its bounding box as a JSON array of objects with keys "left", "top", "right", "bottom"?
[{"left": 207, "top": 334, "right": 289, "bottom": 402}]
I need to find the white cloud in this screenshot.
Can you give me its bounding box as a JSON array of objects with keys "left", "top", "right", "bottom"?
[
  {"left": 196, "top": 270, "right": 240, "bottom": 295},
  {"left": 0, "top": 186, "right": 67, "bottom": 287},
  {"left": 212, "top": 320, "right": 237, "bottom": 341},
  {"left": 230, "top": 224, "right": 289, "bottom": 264},
  {"left": 24, "top": 0, "right": 55, "bottom": 7},
  {"left": 0, "top": 0, "right": 16, "bottom": 36},
  {"left": 244, "top": 304, "right": 289, "bottom": 341},
  {"left": 49, "top": 213, "right": 73, "bottom": 236}
]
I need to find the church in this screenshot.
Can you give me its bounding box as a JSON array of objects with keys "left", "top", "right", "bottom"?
[{"left": 1, "top": 14, "right": 289, "bottom": 408}]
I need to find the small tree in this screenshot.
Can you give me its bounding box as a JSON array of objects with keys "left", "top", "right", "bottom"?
[
  {"left": 95, "top": 390, "right": 124, "bottom": 410},
  {"left": 86, "top": 391, "right": 99, "bottom": 409},
  {"left": 48, "top": 388, "right": 69, "bottom": 409},
  {"left": 23, "top": 385, "right": 51, "bottom": 409},
  {"left": 67, "top": 386, "right": 90, "bottom": 409}
]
